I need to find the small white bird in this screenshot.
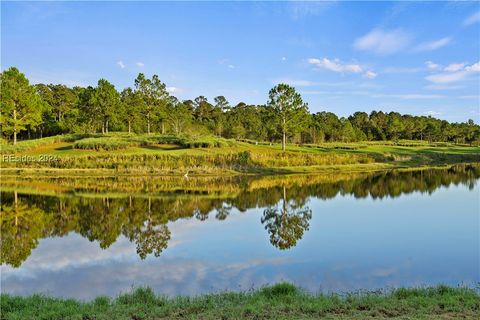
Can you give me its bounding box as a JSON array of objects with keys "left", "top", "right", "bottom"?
[{"left": 184, "top": 170, "right": 189, "bottom": 179}]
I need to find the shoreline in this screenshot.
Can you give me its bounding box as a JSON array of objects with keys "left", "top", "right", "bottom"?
[
  {"left": 2, "top": 283, "right": 479, "bottom": 319},
  {"left": 2, "top": 159, "right": 480, "bottom": 177}
]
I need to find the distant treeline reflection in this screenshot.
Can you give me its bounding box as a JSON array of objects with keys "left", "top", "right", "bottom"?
[{"left": 1, "top": 164, "right": 478, "bottom": 267}]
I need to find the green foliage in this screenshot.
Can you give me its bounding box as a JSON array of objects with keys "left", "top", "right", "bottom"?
[
  {"left": 165, "top": 101, "right": 192, "bottom": 135},
  {"left": 2, "top": 67, "right": 479, "bottom": 146},
  {"left": 92, "top": 79, "right": 120, "bottom": 133},
  {"left": 0, "top": 67, "right": 43, "bottom": 144},
  {"left": 134, "top": 73, "right": 169, "bottom": 134},
  {"left": 259, "top": 283, "right": 298, "bottom": 298},
  {"left": 268, "top": 83, "right": 310, "bottom": 151},
  {"left": 35, "top": 83, "right": 78, "bottom": 135}
]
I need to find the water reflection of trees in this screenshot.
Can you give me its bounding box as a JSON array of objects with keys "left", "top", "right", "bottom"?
[
  {"left": 1, "top": 164, "right": 478, "bottom": 267},
  {"left": 0, "top": 191, "right": 46, "bottom": 267},
  {"left": 261, "top": 186, "right": 312, "bottom": 249}
]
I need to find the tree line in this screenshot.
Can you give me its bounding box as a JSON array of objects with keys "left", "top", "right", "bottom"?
[{"left": 1, "top": 67, "right": 479, "bottom": 148}]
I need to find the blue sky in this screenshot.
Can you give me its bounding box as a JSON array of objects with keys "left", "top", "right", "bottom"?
[{"left": 2, "top": 1, "right": 479, "bottom": 122}]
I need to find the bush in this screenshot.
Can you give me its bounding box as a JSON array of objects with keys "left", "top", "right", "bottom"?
[{"left": 73, "top": 137, "right": 139, "bottom": 151}]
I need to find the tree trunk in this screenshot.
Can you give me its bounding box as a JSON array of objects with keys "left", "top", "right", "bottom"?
[
  {"left": 161, "top": 120, "right": 165, "bottom": 134},
  {"left": 128, "top": 120, "right": 131, "bottom": 134},
  {"left": 102, "top": 122, "right": 105, "bottom": 134},
  {"left": 14, "top": 191, "right": 18, "bottom": 226},
  {"left": 13, "top": 109, "right": 17, "bottom": 145},
  {"left": 282, "top": 116, "right": 286, "bottom": 152},
  {"left": 147, "top": 113, "right": 151, "bottom": 134},
  {"left": 105, "top": 120, "right": 109, "bottom": 134},
  {"left": 175, "top": 122, "right": 179, "bottom": 135}
]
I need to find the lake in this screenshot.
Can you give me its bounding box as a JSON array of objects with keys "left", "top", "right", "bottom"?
[{"left": 1, "top": 164, "right": 479, "bottom": 300}]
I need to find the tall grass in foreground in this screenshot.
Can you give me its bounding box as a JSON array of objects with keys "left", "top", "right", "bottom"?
[
  {"left": 0, "top": 150, "right": 376, "bottom": 172},
  {"left": 1, "top": 283, "right": 479, "bottom": 320}
]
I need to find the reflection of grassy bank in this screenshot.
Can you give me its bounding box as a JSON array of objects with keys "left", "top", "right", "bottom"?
[
  {"left": 1, "top": 135, "right": 479, "bottom": 175},
  {"left": 2, "top": 283, "right": 479, "bottom": 319},
  {"left": 2, "top": 164, "right": 478, "bottom": 198}
]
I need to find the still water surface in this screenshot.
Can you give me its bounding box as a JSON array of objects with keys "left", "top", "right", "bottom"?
[{"left": 1, "top": 165, "right": 479, "bottom": 299}]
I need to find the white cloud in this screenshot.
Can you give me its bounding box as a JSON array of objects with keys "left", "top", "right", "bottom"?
[
  {"left": 136, "top": 62, "right": 144, "bottom": 67},
  {"left": 353, "top": 28, "right": 411, "bottom": 55},
  {"left": 425, "top": 61, "right": 441, "bottom": 71},
  {"left": 414, "top": 37, "right": 451, "bottom": 52},
  {"left": 166, "top": 87, "right": 179, "bottom": 93},
  {"left": 465, "top": 62, "right": 480, "bottom": 72},
  {"left": 444, "top": 63, "right": 465, "bottom": 72},
  {"left": 425, "top": 61, "right": 480, "bottom": 83},
  {"left": 281, "top": 57, "right": 287, "bottom": 61},
  {"left": 463, "top": 11, "right": 480, "bottom": 26},
  {"left": 397, "top": 94, "right": 444, "bottom": 100},
  {"left": 289, "top": 1, "right": 334, "bottom": 20},
  {"left": 117, "top": 61, "right": 125, "bottom": 69},
  {"left": 308, "top": 58, "right": 363, "bottom": 73},
  {"left": 363, "top": 70, "right": 377, "bottom": 79},
  {"left": 424, "top": 84, "right": 462, "bottom": 90},
  {"left": 219, "top": 59, "right": 235, "bottom": 69},
  {"left": 425, "top": 72, "right": 468, "bottom": 84},
  {"left": 300, "top": 90, "right": 445, "bottom": 100},
  {"left": 274, "top": 79, "right": 356, "bottom": 88},
  {"left": 369, "top": 93, "right": 445, "bottom": 100},
  {"left": 424, "top": 111, "right": 442, "bottom": 117}
]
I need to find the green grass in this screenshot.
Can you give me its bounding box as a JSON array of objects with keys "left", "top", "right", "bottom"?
[
  {"left": 0, "top": 133, "right": 235, "bottom": 153},
  {"left": 1, "top": 133, "right": 479, "bottom": 174},
  {"left": 0, "top": 134, "right": 91, "bottom": 154},
  {"left": 1, "top": 283, "right": 479, "bottom": 319}
]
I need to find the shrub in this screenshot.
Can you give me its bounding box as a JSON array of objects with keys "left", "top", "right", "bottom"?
[{"left": 74, "top": 137, "right": 139, "bottom": 151}]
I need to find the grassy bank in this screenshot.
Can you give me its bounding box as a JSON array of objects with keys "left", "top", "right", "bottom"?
[
  {"left": 1, "top": 133, "right": 479, "bottom": 175},
  {"left": 1, "top": 283, "right": 479, "bottom": 320}
]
